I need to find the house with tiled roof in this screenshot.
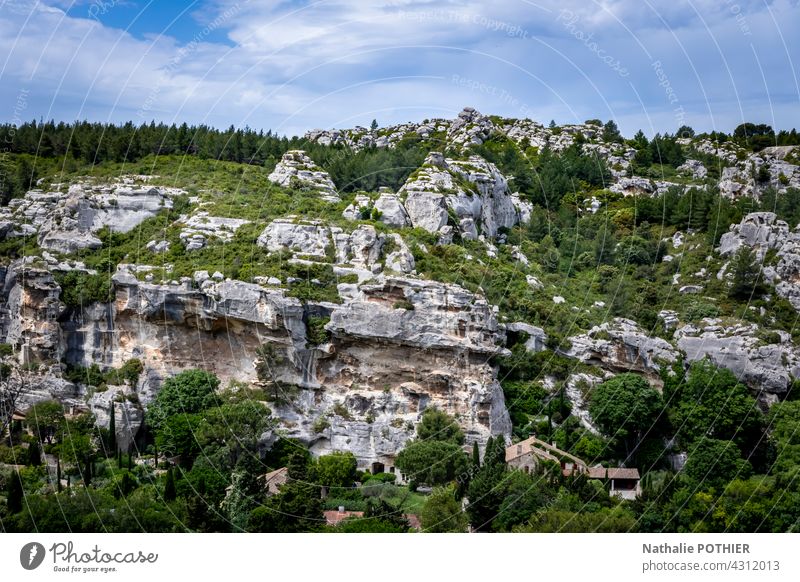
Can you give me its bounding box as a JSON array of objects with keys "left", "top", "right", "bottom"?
[{"left": 505, "top": 436, "right": 641, "bottom": 499}]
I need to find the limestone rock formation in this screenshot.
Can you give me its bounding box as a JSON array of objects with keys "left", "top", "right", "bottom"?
[
  {"left": 560, "top": 318, "right": 677, "bottom": 377},
  {"left": 267, "top": 150, "right": 339, "bottom": 202},
  {"left": 676, "top": 321, "right": 797, "bottom": 397},
  {"left": 398, "top": 151, "right": 525, "bottom": 238}
]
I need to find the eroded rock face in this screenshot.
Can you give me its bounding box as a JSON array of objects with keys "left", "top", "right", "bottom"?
[
  {"left": 399, "top": 152, "right": 525, "bottom": 238},
  {"left": 676, "top": 321, "right": 797, "bottom": 395},
  {"left": 1, "top": 259, "right": 511, "bottom": 467},
  {"left": 717, "top": 212, "right": 800, "bottom": 310},
  {"left": 2, "top": 262, "right": 64, "bottom": 364},
  {"left": 718, "top": 212, "right": 788, "bottom": 261},
  {"left": 268, "top": 150, "right": 339, "bottom": 202},
  {"left": 373, "top": 193, "right": 410, "bottom": 227},
  {"left": 257, "top": 219, "right": 331, "bottom": 258},
  {"left": 560, "top": 318, "right": 677, "bottom": 377},
  {"left": 2, "top": 182, "right": 183, "bottom": 255}
]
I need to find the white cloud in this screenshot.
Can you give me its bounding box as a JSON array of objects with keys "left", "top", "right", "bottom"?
[{"left": 0, "top": 0, "right": 796, "bottom": 135}]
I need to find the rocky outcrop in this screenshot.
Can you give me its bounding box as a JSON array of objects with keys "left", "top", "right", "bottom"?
[
  {"left": 718, "top": 212, "right": 788, "bottom": 261},
  {"left": 677, "top": 159, "right": 708, "bottom": 179},
  {"left": 267, "top": 150, "right": 339, "bottom": 202},
  {"left": 373, "top": 192, "right": 410, "bottom": 227},
  {"left": 3, "top": 182, "right": 183, "bottom": 255},
  {"left": 399, "top": 152, "right": 525, "bottom": 238},
  {"left": 446, "top": 107, "right": 495, "bottom": 148},
  {"left": 257, "top": 219, "right": 331, "bottom": 258},
  {"left": 2, "top": 261, "right": 64, "bottom": 364},
  {"left": 676, "top": 321, "right": 797, "bottom": 397},
  {"left": 717, "top": 212, "right": 800, "bottom": 310},
  {"left": 1, "top": 256, "right": 511, "bottom": 467},
  {"left": 559, "top": 318, "right": 677, "bottom": 378}
]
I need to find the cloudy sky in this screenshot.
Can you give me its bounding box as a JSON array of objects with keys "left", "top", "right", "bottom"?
[{"left": 0, "top": 0, "right": 798, "bottom": 137}]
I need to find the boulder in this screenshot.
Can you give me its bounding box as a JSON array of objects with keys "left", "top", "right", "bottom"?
[{"left": 256, "top": 219, "right": 331, "bottom": 258}]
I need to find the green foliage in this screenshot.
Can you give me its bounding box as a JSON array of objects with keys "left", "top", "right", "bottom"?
[
  {"left": 155, "top": 413, "right": 202, "bottom": 464},
  {"left": 416, "top": 407, "right": 464, "bottom": 445},
  {"left": 395, "top": 440, "right": 468, "bottom": 489},
  {"left": 26, "top": 400, "right": 65, "bottom": 444},
  {"left": 728, "top": 246, "right": 763, "bottom": 299},
  {"left": 306, "top": 316, "right": 331, "bottom": 345},
  {"left": 420, "top": 485, "right": 468, "bottom": 532},
  {"left": 667, "top": 359, "right": 764, "bottom": 455},
  {"left": 6, "top": 470, "right": 23, "bottom": 513},
  {"left": 55, "top": 271, "right": 113, "bottom": 307},
  {"left": 589, "top": 374, "right": 664, "bottom": 459},
  {"left": 147, "top": 369, "right": 220, "bottom": 430},
  {"left": 684, "top": 438, "right": 752, "bottom": 488},
  {"left": 314, "top": 451, "right": 358, "bottom": 490},
  {"left": 248, "top": 481, "right": 323, "bottom": 533}
]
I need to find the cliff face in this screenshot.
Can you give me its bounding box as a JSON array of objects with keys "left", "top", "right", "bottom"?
[{"left": 0, "top": 259, "right": 511, "bottom": 468}]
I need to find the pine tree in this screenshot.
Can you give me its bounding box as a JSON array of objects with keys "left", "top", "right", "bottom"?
[
  {"left": 56, "top": 457, "right": 63, "bottom": 492},
  {"left": 729, "top": 246, "right": 761, "bottom": 299},
  {"left": 472, "top": 442, "right": 480, "bottom": 468},
  {"left": 108, "top": 401, "right": 117, "bottom": 455},
  {"left": 370, "top": 119, "right": 378, "bottom": 131},
  {"left": 164, "top": 468, "right": 176, "bottom": 502},
  {"left": 27, "top": 440, "right": 41, "bottom": 466},
  {"left": 7, "top": 470, "right": 23, "bottom": 513}
]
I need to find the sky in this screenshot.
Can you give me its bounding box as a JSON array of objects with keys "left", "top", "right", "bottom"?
[{"left": 0, "top": 0, "right": 798, "bottom": 137}]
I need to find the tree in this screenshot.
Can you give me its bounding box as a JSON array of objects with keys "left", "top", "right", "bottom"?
[
  {"left": 248, "top": 480, "right": 323, "bottom": 533},
  {"left": 108, "top": 401, "right": 117, "bottom": 454},
  {"left": 6, "top": 470, "right": 23, "bottom": 513},
  {"left": 155, "top": 413, "right": 202, "bottom": 465},
  {"left": 465, "top": 436, "right": 508, "bottom": 531},
  {"left": 669, "top": 359, "right": 764, "bottom": 457},
  {"left": 420, "top": 485, "right": 468, "bottom": 532},
  {"left": 472, "top": 442, "right": 480, "bottom": 468},
  {"left": 728, "top": 246, "right": 762, "bottom": 299},
  {"left": 684, "top": 438, "right": 751, "bottom": 488},
  {"left": 589, "top": 374, "right": 664, "bottom": 459},
  {"left": 677, "top": 125, "right": 695, "bottom": 138},
  {"left": 395, "top": 440, "right": 468, "bottom": 489},
  {"left": 147, "top": 369, "right": 220, "bottom": 430},
  {"left": 370, "top": 119, "right": 378, "bottom": 131},
  {"left": 27, "top": 400, "right": 65, "bottom": 444},
  {"left": 163, "top": 468, "right": 176, "bottom": 502},
  {"left": 602, "top": 120, "right": 622, "bottom": 143},
  {"left": 27, "top": 440, "right": 42, "bottom": 466},
  {"left": 193, "top": 400, "right": 273, "bottom": 470},
  {"left": 314, "top": 451, "right": 358, "bottom": 491},
  {"left": 416, "top": 407, "right": 464, "bottom": 445}
]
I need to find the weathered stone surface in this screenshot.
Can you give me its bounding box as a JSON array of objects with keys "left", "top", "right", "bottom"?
[
  {"left": 677, "top": 159, "right": 708, "bottom": 179},
  {"left": 32, "top": 184, "right": 179, "bottom": 254},
  {"left": 256, "top": 219, "right": 331, "bottom": 258},
  {"left": 560, "top": 318, "right": 677, "bottom": 377},
  {"left": 2, "top": 262, "right": 64, "bottom": 364},
  {"left": 676, "top": 321, "right": 797, "bottom": 395},
  {"left": 507, "top": 322, "right": 547, "bottom": 353},
  {"left": 373, "top": 193, "right": 410, "bottom": 227},
  {"left": 399, "top": 151, "right": 524, "bottom": 238},
  {"left": 609, "top": 176, "right": 653, "bottom": 196},
  {"left": 718, "top": 212, "right": 787, "bottom": 261},
  {"left": 268, "top": 150, "right": 339, "bottom": 202}
]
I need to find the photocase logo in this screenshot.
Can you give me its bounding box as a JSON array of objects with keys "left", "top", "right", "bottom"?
[{"left": 19, "top": 542, "right": 46, "bottom": 570}]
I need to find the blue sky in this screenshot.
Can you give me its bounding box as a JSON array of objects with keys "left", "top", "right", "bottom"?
[{"left": 0, "top": 0, "right": 798, "bottom": 137}]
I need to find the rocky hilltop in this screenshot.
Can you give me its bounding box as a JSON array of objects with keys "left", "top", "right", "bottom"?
[{"left": 3, "top": 108, "right": 800, "bottom": 472}]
